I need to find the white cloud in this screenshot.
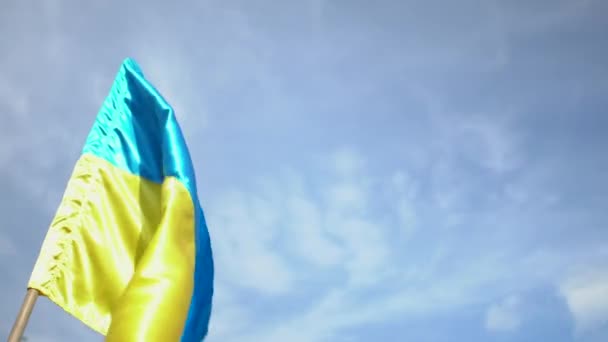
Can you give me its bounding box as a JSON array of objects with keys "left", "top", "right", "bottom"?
[
  {"left": 391, "top": 171, "right": 408, "bottom": 191},
  {"left": 389, "top": 170, "right": 418, "bottom": 239},
  {"left": 326, "top": 182, "right": 367, "bottom": 212},
  {"left": 208, "top": 189, "right": 294, "bottom": 295},
  {"left": 329, "top": 147, "right": 366, "bottom": 179},
  {"left": 560, "top": 269, "right": 608, "bottom": 334},
  {"left": 391, "top": 170, "right": 418, "bottom": 198},
  {"left": 207, "top": 146, "right": 396, "bottom": 295},
  {"left": 205, "top": 147, "right": 404, "bottom": 340},
  {"left": 238, "top": 252, "right": 518, "bottom": 342},
  {"left": 458, "top": 116, "right": 520, "bottom": 173},
  {"left": 410, "top": 83, "right": 523, "bottom": 177},
  {"left": 285, "top": 195, "right": 344, "bottom": 267},
  {"left": 206, "top": 145, "right": 541, "bottom": 342},
  {"left": 485, "top": 295, "right": 522, "bottom": 333},
  {"left": 394, "top": 189, "right": 417, "bottom": 237},
  {"left": 1, "top": 1, "right": 606, "bottom": 342},
  {"left": 207, "top": 286, "right": 254, "bottom": 339}
]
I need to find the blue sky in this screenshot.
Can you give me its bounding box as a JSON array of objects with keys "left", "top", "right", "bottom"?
[{"left": 1, "top": 0, "right": 608, "bottom": 341}]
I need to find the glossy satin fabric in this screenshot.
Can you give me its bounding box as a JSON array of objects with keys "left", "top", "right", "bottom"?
[{"left": 28, "top": 58, "right": 213, "bottom": 341}]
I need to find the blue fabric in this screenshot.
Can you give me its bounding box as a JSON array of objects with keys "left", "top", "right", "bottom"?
[{"left": 82, "top": 58, "right": 214, "bottom": 341}]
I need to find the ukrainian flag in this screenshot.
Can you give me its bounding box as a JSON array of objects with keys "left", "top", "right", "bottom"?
[{"left": 27, "top": 58, "right": 214, "bottom": 341}]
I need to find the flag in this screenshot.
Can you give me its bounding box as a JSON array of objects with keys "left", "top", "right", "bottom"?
[{"left": 28, "top": 58, "right": 214, "bottom": 341}]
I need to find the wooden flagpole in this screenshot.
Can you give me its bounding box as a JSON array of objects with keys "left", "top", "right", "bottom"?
[{"left": 7, "top": 288, "right": 39, "bottom": 342}]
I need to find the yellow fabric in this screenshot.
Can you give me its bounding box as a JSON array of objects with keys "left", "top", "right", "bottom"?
[{"left": 28, "top": 153, "right": 195, "bottom": 339}]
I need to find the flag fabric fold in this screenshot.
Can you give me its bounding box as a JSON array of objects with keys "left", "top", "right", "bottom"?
[{"left": 28, "top": 58, "right": 214, "bottom": 341}]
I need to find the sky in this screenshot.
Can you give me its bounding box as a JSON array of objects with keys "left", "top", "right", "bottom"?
[{"left": 1, "top": 0, "right": 608, "bottom": 341}]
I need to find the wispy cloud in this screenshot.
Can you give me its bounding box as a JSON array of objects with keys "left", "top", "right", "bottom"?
[
  {"left": 485, "top": 295, "right": 522, "bottom": 333},
  {"left": 560, "top": 268, "right": 608, "bottom": 334},
  {"left": 2, "top": 0, "right": 607, "bottom": 341},
  {"left": 205, "top": 147, "right": 398, "bottom": 340},
  {"left": 204, "top": 143, "right": 556, "bottom": 341},
  {"left": 204, "top": 127, "right": 608, "bottom": 341},
  {"left": 210, "top": 189, "right": 295, "bottom": 295}
]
